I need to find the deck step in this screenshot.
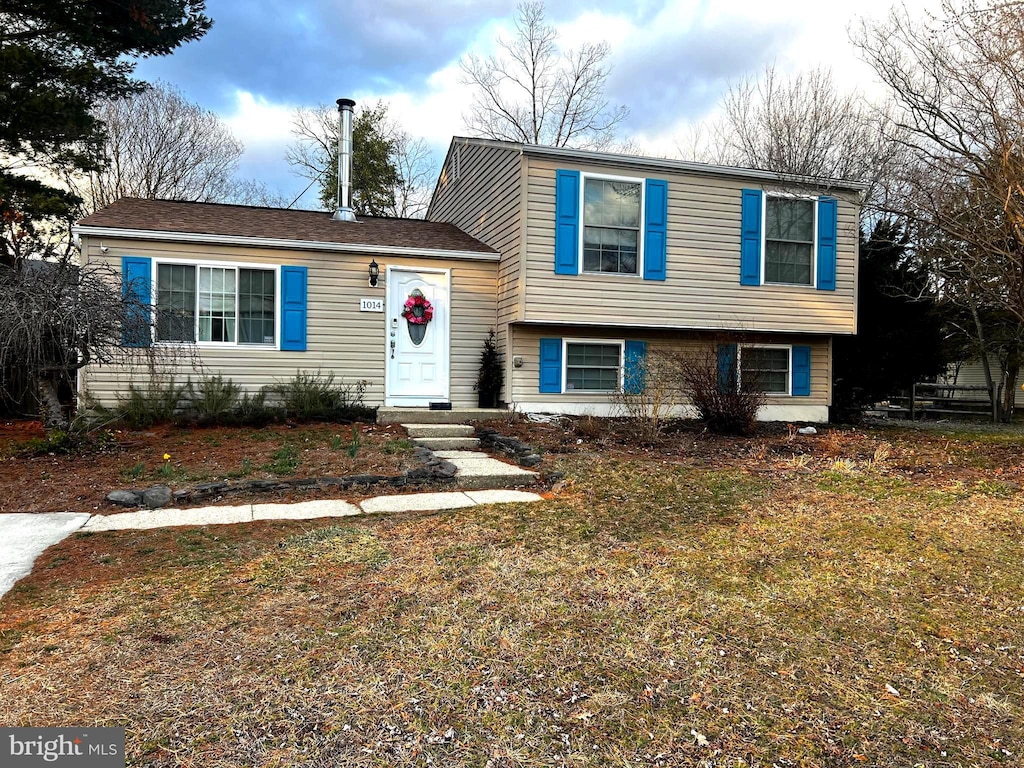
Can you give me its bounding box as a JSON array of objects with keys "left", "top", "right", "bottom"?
[
  {"left": 412, "top": 436, "right": 481, "bottom": 451},
  {"left": 403, "top": 423, "right": 475, "bottom": 439}
]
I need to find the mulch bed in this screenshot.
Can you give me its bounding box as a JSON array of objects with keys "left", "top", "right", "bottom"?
[{"left": 0, "top": 421, "right": 415, "bottom": 514}]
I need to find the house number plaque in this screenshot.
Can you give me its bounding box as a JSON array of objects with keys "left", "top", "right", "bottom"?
[{"left": 360, "top": 298, "right": 384, "bottom": 312}]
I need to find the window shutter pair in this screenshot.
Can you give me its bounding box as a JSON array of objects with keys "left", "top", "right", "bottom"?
[
  {"left": 716, "top": 343, "right": 811, "bottom": 396},
  {"left": 739, "top": 189, "right": 838, "bottom": 291},
  {"left": 119, "top": 256, "right": 308, "bottom": 351},
  {"left": 538, "top": 338, "right": 647, "bottom": 393},
  {"left": 554, "top": 170, "right": 668, "bottom": 281}
]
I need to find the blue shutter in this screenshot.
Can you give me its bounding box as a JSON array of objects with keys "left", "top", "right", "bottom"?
[
  {"left": 792, "top": 345, "right": 811, "bottom": 396},
  {"left": 623, "top": 340, "right": 647, "bottom": 394},
  {"left": 539, "top": 338, "right": 562, "bottom": 393},
  {"left": 121, "top": 256, "right": 152, "bottom": 347},
  {"left": 816, "top": 196, "right": 837, "bottom": 291},
  {"left": 554, "top": 170, "right": 580, "bottom": 275},
  {"left": 643, "top": 179, "right": 668, "bottom": 281},
  {"left": 280, "top": 266, "right": 308, "bottom": 351},
  {"left": 740, "top": 189, "right": 762, "bottom": 285},
  {"left": 717, "top": 344, "right": 738, "bottom": 393}
]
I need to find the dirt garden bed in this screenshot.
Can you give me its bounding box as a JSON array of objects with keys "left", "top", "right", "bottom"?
[{"left": 0, "top": 421, "right": 418, "bottom": 514}]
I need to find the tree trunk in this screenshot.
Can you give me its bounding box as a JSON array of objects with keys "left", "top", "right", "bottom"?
[
  {"left": 38, "top": 375, "right": 69, "bottom": 432},
  {"left": 968, "top": 296, "right": 1000, "bottom": 423},
  {"left": 1001, "top": 352, "right": 1020, "bottom": 423}
]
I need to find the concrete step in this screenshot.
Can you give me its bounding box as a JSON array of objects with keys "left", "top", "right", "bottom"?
[
  {"left": 403, "top": 423, "right": 475, "bottom": 438},
  {"left": 433, "top": 449, "right": 539, "bottom": 490},
  {"left": 378, "top": 407, "right": 506, "bottom": 424},
  {"left": 412, "top": 436, "right": 481, "bottom": 451}
]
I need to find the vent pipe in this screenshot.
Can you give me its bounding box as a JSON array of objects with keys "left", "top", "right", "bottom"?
[{"left": 332, "top": 98, "right": 357, "bottom": 222}]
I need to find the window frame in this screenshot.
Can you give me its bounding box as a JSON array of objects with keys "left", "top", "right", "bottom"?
[
  {"left": 151, "top": 258, "right": 282, "bottom": 350},
  {"left": 738, "top": 344, "right": 792, "bottom": 396},
  {"left": 578, "top": 172, "right": 646, "bottom": 278},
  {"left": 561, "top": 338, "right": 626, "bottom": 393},
  {"left": 761, "top": 193, "right": 818, "bottom": 287}
]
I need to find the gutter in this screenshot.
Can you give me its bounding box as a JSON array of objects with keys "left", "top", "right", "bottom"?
[
  {"left": 445, "top": 137, "right": 870, "bottom": 192},
  {"left": 71, "top": 225, "right": 500, "bottom": 262}
]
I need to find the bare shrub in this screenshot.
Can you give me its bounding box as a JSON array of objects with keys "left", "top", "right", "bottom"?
[
  {"left": 676, "top": 341, "right": 766, "bottom": 436},
  {"left": 612, "top": 351, "right": 680, "bottom": 442}
]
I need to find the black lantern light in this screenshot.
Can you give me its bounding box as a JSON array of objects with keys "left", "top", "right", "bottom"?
[{"left": 368, "top": 259, "right": 380, "bottom": 287}]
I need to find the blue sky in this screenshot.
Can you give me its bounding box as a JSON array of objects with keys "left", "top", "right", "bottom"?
[{"left": 134, "top": 0, "right": 930, "bottom": 208}]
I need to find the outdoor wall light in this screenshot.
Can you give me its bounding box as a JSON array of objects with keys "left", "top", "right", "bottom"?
[{"left": 368, "top": 259, "right": 380, "bottom": 287}]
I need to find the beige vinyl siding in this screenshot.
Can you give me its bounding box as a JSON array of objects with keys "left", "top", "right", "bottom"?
[
  {"left": 509, "top": 324, "right": 832, "bottom": 408},
  {"left": 946, "top": 358, "right": 1023, "bottom": 405},
  {"left": 522, "top": 157, "right": 859, "bottom": 335},
  {"left": 428, "top": 140, "right": 522, "bottom": 398},
  {"left": 80, "top": 236, "right": 497, "bottom": 408}
]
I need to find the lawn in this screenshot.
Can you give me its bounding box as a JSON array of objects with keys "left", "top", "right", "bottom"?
[
  {"left": 0, "top": 421, "right": 415, "bottom": 513},
  {"left": 1, "top": 422, "right": 1022, "bottom": 766}
]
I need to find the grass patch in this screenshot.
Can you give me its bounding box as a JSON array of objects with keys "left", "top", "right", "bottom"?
[
  {"left": 262, "top": 444, "right": 299, "bottom": 475},
  {"left": 2, "top": 430, "right": 1023, "bottom": 766}
]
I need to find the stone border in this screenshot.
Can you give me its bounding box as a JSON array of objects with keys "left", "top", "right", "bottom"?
[
  {"left": 106, "top": 447, "right": 459, "bottom": 509},
  {"left": 475, "top": 427, "right": 542, "bottom": 467}
]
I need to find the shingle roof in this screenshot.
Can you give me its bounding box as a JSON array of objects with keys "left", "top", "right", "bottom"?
[{"left": 76, "top": 198, "right": 497, "bottom": 255}]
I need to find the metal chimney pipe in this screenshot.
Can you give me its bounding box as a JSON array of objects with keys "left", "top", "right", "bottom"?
[{"left": 332, "top": 98, "right": 357, "bottom": 222}]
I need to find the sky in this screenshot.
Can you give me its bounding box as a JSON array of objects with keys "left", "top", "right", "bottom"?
[{"left": 134, "top": 0, "right": 934, "bottom": 209}]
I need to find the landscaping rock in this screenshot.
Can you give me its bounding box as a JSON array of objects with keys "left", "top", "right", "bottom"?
[
  {"left": 193, "top": 481, "right": 229, "bottom": 493},
  {"left": 520, "top": 453, "right": 542, "bottom": 467},
  {"left": 106, "top": 490, "right": 141, "bottom": 507},
  {"left": 141, "top": 485, "right": 173, "bottom": 509},
  {"left": 476, "top": 428, "right": 542, "bottom": 468}
]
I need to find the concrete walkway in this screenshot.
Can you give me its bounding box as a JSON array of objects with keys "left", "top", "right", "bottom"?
[
  {"left": 0, "top": 512, "right": 91, "bottom": 597},
  {"left": 404, "top": 423, "right": 539, "bottom": 488},
  {"left": 82, "top": 489, "right": 542, "bottom": 531},
  {"left": 0, "top": 489, "right": 544, "bottom": 599}
]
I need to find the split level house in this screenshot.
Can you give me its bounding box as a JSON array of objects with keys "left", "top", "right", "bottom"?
[{"left": 74, "top": 130, "right": 864, "bottom": 423}]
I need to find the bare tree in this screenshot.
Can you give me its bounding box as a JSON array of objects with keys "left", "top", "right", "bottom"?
[
  {"left": 460, "top": 1, "right": 628, "bottom": 149},
  {"left": 715, "top": 66, "right": 899, "bottom": 204},
  {"left": 853, "top": 0, "right": 1024, "bottom": 420},
  {"left": 68, "top": 81, "right": 244, "bottom": 212},
  {"left": 391, "top": 132, "right": 438, "bottom": 218},
  {"left": 0, "top": 259, "right": 168, "bottom": 428}
]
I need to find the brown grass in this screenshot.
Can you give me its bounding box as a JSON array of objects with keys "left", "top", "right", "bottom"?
[{"left": 1, "top": 424, "right": 1023, "bottom": 766}]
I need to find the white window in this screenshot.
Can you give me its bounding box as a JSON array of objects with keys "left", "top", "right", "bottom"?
[
  {"left": 763, "top": 196, "right": 816, "bottom": 286},
  {"left": 155, "top": 261, "right": 278, "bottom": 346},
  {"left": 563, "top": 340, "right": 624, "bottom": 392},
  {"left": 581, "top": 175, "right": 643, "bottom": 275},
  {"left": 740, "top": 345, "right": 791, "bottom": 395}
]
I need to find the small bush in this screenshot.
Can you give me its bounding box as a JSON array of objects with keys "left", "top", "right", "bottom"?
[
  {"left": 235, "top": 389, "right": 277, "bottom": 427},
  {"left": 679, "top": 342, "right": 765, "bottom": 436},
  {"left": 187, "top": 375, "right": 240, "bottom": 424},
  {"left": 116, "top": 378, "right": 188, "bottom": 428},
  {"left": 613, "top": 352, "right": 678, "bottom": 443},
  {"left": 572, "top": 416, "right": 608, "bottom": 441},
  {"left": 268, "top": 371, "right": 375, "bottom": 422}
]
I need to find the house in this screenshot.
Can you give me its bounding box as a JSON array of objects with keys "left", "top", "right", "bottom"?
[
  {"left": 74, "top": 110, "right": 863, "bottom": 422},
  {"left": 426, "top": 138, "right": 863, "bottom": 421}
]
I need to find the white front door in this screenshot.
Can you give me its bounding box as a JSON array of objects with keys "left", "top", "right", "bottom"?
[{"left": 386, "top": 267, "right": 450, "bottom": 406}]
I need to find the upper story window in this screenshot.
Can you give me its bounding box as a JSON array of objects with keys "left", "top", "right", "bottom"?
[
  {"left": 582, "top": 177, "right": 642, "bottom": 275},
  {"left": 155, "top": 262, "right": 276, "bottom": 345},
  {"left": 764, "top": 196, "right": 815, "bottom": 285}
]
